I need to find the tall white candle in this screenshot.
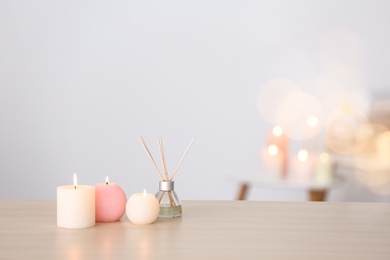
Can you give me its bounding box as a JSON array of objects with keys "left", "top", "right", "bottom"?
[
  {"left": 57, "top": 173, "right": 95, "bottom": 229},
  {"left": 261, "top": 145, "right": 282, "bottom": 180},
  {"left": 315, "top": 152, "right": 333, "bottom": 184},
  {"left": 290, "top": 148, "right": 313, "bottom": 181}
]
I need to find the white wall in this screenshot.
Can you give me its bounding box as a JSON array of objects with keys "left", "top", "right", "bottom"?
[{"left": 1, "top": 0, "right": 390, "bottom": 201}]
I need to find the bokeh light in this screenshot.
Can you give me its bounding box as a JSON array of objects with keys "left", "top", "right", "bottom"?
[
  {"left": 298, "top": 149, "right": 308, "bottom": 162},
  {"left": 355, "top": 164, "right": 390, "bottom": 195},
  {"left": 307, "top": 116, "right": 319, "bottom": 128},
  {"left": 257, "top": 79, "right": 301, "bottom": 125},
  {"left": 326, "top": 106, "right": 366, "bottom": 155},
  {"left": 255, "top": 26, "right": 390, "bottom": 198},
  {"left": 268, "top": 144, "right": 278, "bottom": 156},
  {"left": 276, "top": 92, "right": 324, "bottom": 140},
  {"left": 272, "top": 126, "right": 283, "bottom": 137},
  {"left": 319, "top": 152, "right": 329, "bottom": 163},
  {"left": 312, "top": 77, "right": 344, "bottom": 105}
]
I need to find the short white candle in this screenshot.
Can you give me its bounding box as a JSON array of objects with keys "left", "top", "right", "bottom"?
[
  {"left": 57, "top": 173, "right": 95, "bottom": 229},
  {"left": 126, "top": 189, "right": 160, "bottom": 225}
]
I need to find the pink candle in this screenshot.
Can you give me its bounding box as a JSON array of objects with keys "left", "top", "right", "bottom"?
[
  {"left": 266, "top": 126, "right": 289, "bottom": 178},
  {"left": 95, "top": 177, "right": 127, "bottom": 222}
]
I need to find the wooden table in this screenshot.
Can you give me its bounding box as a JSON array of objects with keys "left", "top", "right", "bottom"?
[{"left": 1, "top": 200, "right": 389, "bottom": 259}]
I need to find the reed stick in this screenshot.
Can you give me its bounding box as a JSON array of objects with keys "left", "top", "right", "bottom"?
[
  {"left": 170, "top": 137, "right": 196, "bottom": 181},
  {"left": 158, "top": 191, "right": 166, "bottom": 203},
  {"left": 158, "top": 137, "right": 169, "bottom": 181},
  {"left": 138, "top": 136, "right": 164, "bottom": 180},
  {"left": 168, "top": 191, "right": 177, "bottom": 207}
]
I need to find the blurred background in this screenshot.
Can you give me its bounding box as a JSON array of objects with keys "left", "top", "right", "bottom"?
[{"left": 1, "top": 0, "right": 390, "bottom": 202}]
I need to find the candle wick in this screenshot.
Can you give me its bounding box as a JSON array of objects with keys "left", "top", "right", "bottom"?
[
  {"left": 74, "top": 185, "right": 76, "bottom": 189},
  {"left": 106, "top": 182, "right": 108, "bottom": 185}
]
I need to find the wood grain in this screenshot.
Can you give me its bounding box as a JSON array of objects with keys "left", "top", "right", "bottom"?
[{"left": 0, "top": 200, "right": 389, "bottom": 259}]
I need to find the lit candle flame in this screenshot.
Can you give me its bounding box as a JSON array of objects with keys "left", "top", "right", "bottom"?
[
  {"left": 143, "top": 189, "right": 147, "bottom": 197},
  {"left": 320, "top": 152, "right": 329, "bottom": 163},
  {"left": 268, "top": 144, "right": 279, "bottom": 156},
  {"left": 307, "top": 116, "right": 318, "bottom": 128},
  {"left": 105, "top": 176, "right": 109, "bottom": 185},
  {"left": 298, "top": 149, "right": 309, "bottom": 162},
  {"left": 272, "top": 126, "right": 283, "bottom": 137},
  {"left": 73, "top": 173, "right": 77, "bottom": 189}
]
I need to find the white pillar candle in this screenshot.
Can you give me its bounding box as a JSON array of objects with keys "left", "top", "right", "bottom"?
[
  {"left": 290, "top": 148, "right": 314, "bottom": 181},
  {"left": 261, "top": 145, "right": 282, "bottom": 180},
  {"left": 315, "top": 152, "right": 333, "bottom": 184},
  {"left": 57, "top": 173, "right": 95, "bottom": 229},
  {"left": 126, "top": 190, "right": 160, "bottom": 225}
]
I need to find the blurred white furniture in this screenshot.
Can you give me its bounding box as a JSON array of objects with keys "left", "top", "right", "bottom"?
[{"left": 229, "top": 174, "right": 343, "bottom": 201}]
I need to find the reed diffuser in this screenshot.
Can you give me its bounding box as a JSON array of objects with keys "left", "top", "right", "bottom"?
[{"left": 138, "top": 136, "right": 195, "bottom": 218}]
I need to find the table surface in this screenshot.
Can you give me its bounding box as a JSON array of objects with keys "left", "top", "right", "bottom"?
[{"left": 1, "top": 200, "right": 390, "bottom": 259}]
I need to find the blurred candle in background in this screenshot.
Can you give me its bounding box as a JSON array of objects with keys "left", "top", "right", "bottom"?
[
  {"left": 291, "top": 149, "right": 313, "bottom": 181},
  {"left": 262, "top": 144, "right": 283, "bottom": 180},
  {"left": 266, "top": 126, "right": 289, "bottom": 178},
  {"left": 315, "top": 152, "right": 333, "bottom": 184}
]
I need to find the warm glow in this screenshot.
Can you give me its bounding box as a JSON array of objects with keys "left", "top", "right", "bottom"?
[
  {"left": 319, "top": 152, "right": 329, "bottom": 163},
  {"left": 69, "top": 246, "right": 81, "bottom": 260},
  {"left": 272, "top": 126, "right": 283, "bottom": 137},
  {"left": 140, "top": 237, "right": 150, "bottom": 260},
  {"left": 143, "top": 189, "right": 147, "bottom": 197},
  {"left": 276, "top": 91, "right": 323, "bottom": 140},
  {"left": 298, "top": 149, "right": 309, "bottom": 162},
  {"left": 105, "top": 176, "right": 109, "bottom": 185},
  {"left": 354, "top": 158, "right": 390, "bottom": 195},
  {"left": 73, "top": 173, "right": 77, "bottom": 189},
  {"left": 256, "top": 78, "right": 301, "bottom": 125},
  {"left": 268, "top": 144, "right": 279, "bottom": 155},
  {"left": 326, "top": 107, "right": 369, "bottom": 155},
  {"left": 384, "top": 131, "right": 390, "bottom": 137},
  {"left": 307, "top": 116, "right": 318, "bottom": 127}
]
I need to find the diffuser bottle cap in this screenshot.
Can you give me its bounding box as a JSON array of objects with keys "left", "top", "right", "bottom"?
[{"left": 159, "top": 181, "right": 174, "bottom": 191}]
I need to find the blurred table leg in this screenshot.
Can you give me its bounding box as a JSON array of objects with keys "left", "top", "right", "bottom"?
[
  {"left": 236, "top": 183, "right": 250, "bottom": 200},
  {"left": 309, "top": 189, "right": 327, "bottom": 201}
]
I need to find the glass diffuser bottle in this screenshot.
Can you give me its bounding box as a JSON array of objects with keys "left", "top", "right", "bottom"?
[
  {"left": 138, "top": 136, "right": 195, "bottom": 219},
  {"left": 155, "top": 180, "right": 182, "bottom": 218}
]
